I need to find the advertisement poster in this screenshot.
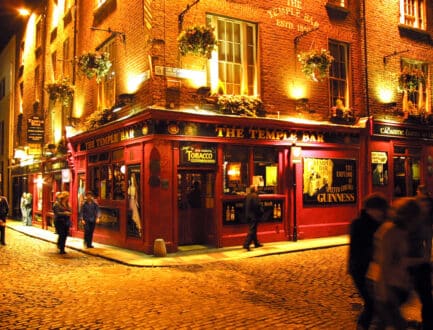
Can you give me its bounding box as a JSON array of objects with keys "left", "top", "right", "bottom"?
[
  {"left": 371, "top": 151, "right": 388, "bottom": 186},
  {"left": 303, "top": 158, "right": 356, "bottom": 205}
]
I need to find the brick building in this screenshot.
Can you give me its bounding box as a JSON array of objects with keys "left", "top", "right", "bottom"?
[{"left": 9, "top": 0, "right": 433, "bottom": 253}]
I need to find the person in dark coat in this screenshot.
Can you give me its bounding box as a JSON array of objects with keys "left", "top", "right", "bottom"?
[
  {"left": 53, "top": 191, "right": 71, "bottom": 254},
  {"left": 410, "top": 185, "right": 433, "bottom": 330},
  {"left": 0, "top": 195, "right": 9, "bottom": 245},
  {"left": 243, "top": 185, "right": 264, "bottom": 251},
  {"left": 79, "top": 191, "right": 100, "bottom": 248},
  {"left": 348, "top": 193, "right": 389, "bottom": 330}
]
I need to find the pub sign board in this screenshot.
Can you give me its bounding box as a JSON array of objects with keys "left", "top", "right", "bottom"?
[
  {"left": 303, "top": 158, "right": 356, "bottom": 205},
  {"left": 27, "top": 116, "right": 45, "bottom": 144},
  {"left": 180, "top": 143, "right": 217, "bottom": 165}
]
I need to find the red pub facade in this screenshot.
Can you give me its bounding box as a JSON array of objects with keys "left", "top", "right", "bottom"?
[{"left": 9, "top": 0, "right": 433, "bottom": 254}]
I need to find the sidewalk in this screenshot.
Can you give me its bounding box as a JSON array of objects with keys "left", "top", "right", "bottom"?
[{"left": 6, "top": 220, "right": 349, "bottom": 267}]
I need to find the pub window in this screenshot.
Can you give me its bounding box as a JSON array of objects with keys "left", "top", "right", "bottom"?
[
  {"left": 400, "top": 0, "right": 426, "bottom": 30},
  {"left": 88, "top": 151, "right": 125, "bottom": 200},
  {"left": 34, "top": 66, "right": 41, "bottom": 101},
  {"left": 35, "top": 18, "right": 42, "bottom": 49},
  {"left": 329, "top": 40, "right": 350, "bottom": 109},
  {"left": 206, "top": 15, "right": 258, "bottom": 95},
  {"left": 51, "top": 51, "right": 57, "bottom": 80},
  {"left": 223, "top": 146, "right": 249, "bottom": 194},
  {"left": 253, "top": 148, "right": 278, "bottom": 194}
]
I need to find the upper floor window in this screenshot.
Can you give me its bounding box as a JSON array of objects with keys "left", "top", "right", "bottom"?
[
  {"left": 206, "top": 15, "right": 258, "bottom": 95},
  {"left": 329, "top": 40, "right": 350, "bottom": 109},
  {"left": 35, "top": 19, "right": 43, "bottom": 49},
  {"left": 97, "top": 0, "right": 108, "bottom": 8},
  {"left": 62, "top": 38, "right": 73, "bottom": 79},
  {"left": 0, "top": 78, "right": 5, "bottom": 100},
  {"left": 400, "top": 0, "right": 426, "bottom": 30},
  {"left": 97, "top": 40, "right": 116, "bottom": 111},
  {"left": 401, "top": 59, "right": 429, "bottom": 113}
]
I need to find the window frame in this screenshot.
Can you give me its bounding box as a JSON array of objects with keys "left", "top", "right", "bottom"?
[
  {"left": 400, "top": 0, "right": 426, "bottom": 30},
  {"left": 206, "top": 15, "right": 258, "bottom": 96},
  {"left": 328, "top": 40, "right": 351, "bottom": 109}
]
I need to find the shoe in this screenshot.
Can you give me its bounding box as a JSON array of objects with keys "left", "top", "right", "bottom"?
[
  {"left": 87, "top": 245, "right": 94, "bottom": 248},
  {"left": 255, "top": 244, "right": 263, "bottom": 248},
  {"left": 243, "top": 245, "right": 251, "bottom": 251},
  {"left": 1, "top": 242, "right": 6, "bottom": 246},
  {"left": 59, "top": 250, "right": 66, "bottom": 254}
]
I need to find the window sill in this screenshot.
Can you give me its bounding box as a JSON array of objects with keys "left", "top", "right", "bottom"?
[
  {"left": 93, "top": 0, "right": 117, "bottom": 26},
  {"left": 398, "top": 24, "right": 432, "bottom": 43},
  {"left": 325, "top": 3, "right": 349, "bottom": 19}
]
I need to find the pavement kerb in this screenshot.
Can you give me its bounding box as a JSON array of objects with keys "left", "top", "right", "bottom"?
[{"left": 6, "top": 220, "right": 350, "bottom": 267}]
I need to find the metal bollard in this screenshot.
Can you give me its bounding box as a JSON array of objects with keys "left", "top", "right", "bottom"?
[{"left": 153, "top": 238, "right": 167, "bottom": 257}]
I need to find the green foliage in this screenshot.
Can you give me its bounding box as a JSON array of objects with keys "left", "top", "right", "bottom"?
[
  {"left": 77, "top": 52, "right": 112, "bottom": 83},
  {"left": 217, "top": 95, "right": 266, "bottom": 117},
  {"left": 45, "top": 78, "right": 74, "bottom": 107},
  {"left": 178, "top": 25, "right": 217, "bottom": 58},
  {"left": 297, "top": 49, "right": 334, "bottom": 82},
  {"left": 398, "top": 67, "right": 425, "bottom": 92}
]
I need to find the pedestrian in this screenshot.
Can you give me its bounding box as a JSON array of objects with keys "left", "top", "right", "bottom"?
[
  {"left": 410, "top": 185, "right": 433, "bottom": 330},
  {"left": 243, "top": 185, "right": 264, "bottom": 251},
  {"left": 79, "top": 191, "right": 100, "bottom": 248},
  {"left": 0, "top": 194, "right": 9, "bottom": 246},
  {"left": 53, "top": 191, "right": 71, "bottom": 254},
  {"left": 367, "top": 197, "right": 420, "bottom": 330},
  {"left": 348, "top": 192, "right": 389, "bottom": 330}
]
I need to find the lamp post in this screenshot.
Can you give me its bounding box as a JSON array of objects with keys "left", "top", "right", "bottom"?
[{"left": 291, "top": 145, "right": 302, "bottom": 242}]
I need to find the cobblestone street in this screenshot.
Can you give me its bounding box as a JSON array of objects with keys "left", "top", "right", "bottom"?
[{"left": 0, "top": 229, "right": 421, "bottom": 329}]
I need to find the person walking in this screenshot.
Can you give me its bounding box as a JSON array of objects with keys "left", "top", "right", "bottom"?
[
  {"left": 79, "top": 191, "right": 100, "bottom": 248},
  {"left": 410, "top": 185, "right": 433, "bottom": 330},
  {"left": 0, "top": 195, "right": 9, "bottom": 246},
  {"left": 367, "top": 197, "right": 420, "bottom": 330},
  {"left": 348, "top": 193, "right": 389, "bottom": 330},
  {"left": 53, "top": 191, "right": 71, "bottom": 254},
  {"left": 243, "top": 185, "right": 264, "bottom": 251}
]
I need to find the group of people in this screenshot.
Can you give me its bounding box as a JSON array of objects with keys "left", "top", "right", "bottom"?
[
  {"left": 53, "top": 190, "right": 100, "bottom": 254},
  {"left": 349, "top": 186, "right": 433, "bottom": 330}
]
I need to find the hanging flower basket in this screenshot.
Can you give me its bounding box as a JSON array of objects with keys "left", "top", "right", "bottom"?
[
  {"left": 398, "top": 67, "right": 425, "bottom": 92},
  {"left": 77, "top": 52, "right": 112, "bottom": 83},
  {"left": 178, "top": 25, "right": 217, "bottom": 58},
  {"left": 297, "top": 49, "right": 334, "bottom": 82},
  {"left": 217, "top": 95, "right": 266, "bottom": 117},
  {"left": 45, "top": 78, "right": 74, "bottom": 107},
  {"left": 82, "top": 108, "right": 118, "bottom": 130}
]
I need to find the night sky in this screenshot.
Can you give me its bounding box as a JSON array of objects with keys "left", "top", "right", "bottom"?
[{"left": 0, "top": 0, "right": 42, "bottom": 51}]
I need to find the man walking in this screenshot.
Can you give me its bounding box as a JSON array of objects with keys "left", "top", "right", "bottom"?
[
  {"left": 79, "top": 191, "right": 100, "bottom": 248},
  {"left": 348, "top": 193, "right": 389, "bottom": 330},
  {"left": 0, "top": 194, "right": 9, "bottom": 245},
  {"left": 243, "top": 185, "right": 264, "bottom": 251}
]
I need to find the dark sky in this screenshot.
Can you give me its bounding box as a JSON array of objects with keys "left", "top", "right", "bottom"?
[{"left": 0, "top": 0, "right": 42, "bottom": 51}]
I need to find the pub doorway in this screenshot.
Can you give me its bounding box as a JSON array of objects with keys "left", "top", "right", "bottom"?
[
  {"left": 393, "top": 146, "right": 421, "bottom": 197},
  {"left": 177, "top": 171, "right": 215, "bottom": 246}
]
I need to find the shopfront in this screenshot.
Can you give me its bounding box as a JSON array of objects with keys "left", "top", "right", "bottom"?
[
  {"left": 369, "top": 120, "right": 433, "bottom": 200},
  {"left": 68, "top": 108, "right": 367, "bottom": 254}
]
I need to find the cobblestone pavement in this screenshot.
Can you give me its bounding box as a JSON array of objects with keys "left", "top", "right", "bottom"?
[{"left": 1, "top": 229, "right": 421, "bottom": 329}]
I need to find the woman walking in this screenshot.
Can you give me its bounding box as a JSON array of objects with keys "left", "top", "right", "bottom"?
[{"left": 53, "top": 191, "right": 71, "bottom": 254}]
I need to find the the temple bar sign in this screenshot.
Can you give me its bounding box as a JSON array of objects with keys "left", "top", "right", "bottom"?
[
  {"left": 27, "top": 116, "right": 44, "bottom": 144},
  {"left": 180, "top": 143, "right": 217, "bottom": 165}
]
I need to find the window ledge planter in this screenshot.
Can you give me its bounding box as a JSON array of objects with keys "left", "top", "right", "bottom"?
[
  {"left": 217, "top": 95, "right": 266, "bottom": 117},
  {"left": 178, "top": 25, "right": 217, "bottom": 58},
  {"left": 297, "top": 49, "right": 334, "bottom": 82}
]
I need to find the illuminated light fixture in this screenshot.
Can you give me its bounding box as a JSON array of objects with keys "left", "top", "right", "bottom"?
[
  {"left": 14, "top": 147, "right": 27, "bottom": 159},
  {"left": 35, "top": 175, "right": 44, "bottom": 188},
  {"left": 120, "top": 165, "right": 126, "bottom": 174},
  {"left": 291, "top": 145, "right": 302, "bottom": 164},
  {"left": 378, "top": 87, "right": 395, "bottom": 104},
  {"left": 18, "top": 8, "right": 31, "bottom": 16}
]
